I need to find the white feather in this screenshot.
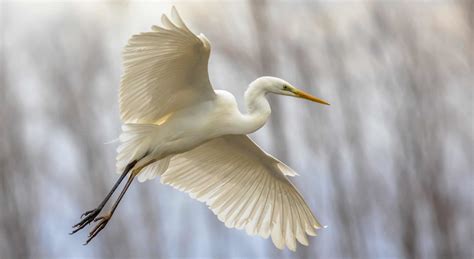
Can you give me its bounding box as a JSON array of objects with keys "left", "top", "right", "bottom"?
[
  {"left": 159, "top": 135, "right": 321, "bottom": 251},
  {"left": 119, "top": 8, "right": 214, "bottom": 124}
]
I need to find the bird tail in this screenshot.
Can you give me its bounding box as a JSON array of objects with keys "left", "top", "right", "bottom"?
[
  {"left": 116, "top": 123, "right": 173, "bottom": 182},
  {"left": 116, "top": 123, "right": 158, "bottom": 174}
]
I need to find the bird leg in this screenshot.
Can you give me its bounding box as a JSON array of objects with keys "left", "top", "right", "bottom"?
[
  {"left": 83, "top": 168, "right": 139, "bottom": 245},
  {"left": 70, "top": 160, "right": 137, "bottom": 235}
]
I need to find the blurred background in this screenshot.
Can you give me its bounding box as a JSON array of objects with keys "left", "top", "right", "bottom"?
[{"left": 1, "top": 0, "right": 472, "bottom": 258}]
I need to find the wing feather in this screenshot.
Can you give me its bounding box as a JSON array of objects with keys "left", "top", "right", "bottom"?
[
  {"left": 120, "top": 7, "right": 214, "bottom": 123},
  {"left": 158, "top": 135, "right": 321, "bottom": 251}
]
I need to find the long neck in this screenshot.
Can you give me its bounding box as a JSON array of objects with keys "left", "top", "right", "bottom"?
[{"left": 234, "top": 82, "right": 271, "bottom": 134}]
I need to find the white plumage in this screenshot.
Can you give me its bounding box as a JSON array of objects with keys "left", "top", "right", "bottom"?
[
  {"left": 120, "top": 7, "right": 214, "bottom": 124},
  {"left": 72, "top": 6, "right": 329, "bottom": 251},
  {"left": 162, "top": 135, "right": 321, "bottom": 251}
]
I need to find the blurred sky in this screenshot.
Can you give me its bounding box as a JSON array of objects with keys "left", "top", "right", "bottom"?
[{"left": 1, "top": 0, "right": 473, "bottom": 258}]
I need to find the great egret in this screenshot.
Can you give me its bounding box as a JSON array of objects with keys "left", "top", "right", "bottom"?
[{"left": 71, "top": 7, "right": 329, "bottom": 251}]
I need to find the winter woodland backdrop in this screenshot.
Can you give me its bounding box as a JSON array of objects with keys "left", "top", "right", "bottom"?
[{"left": 0, "top": 0, "right": 472, "bottom": 258}]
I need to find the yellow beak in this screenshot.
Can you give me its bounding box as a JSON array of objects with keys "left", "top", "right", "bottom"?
[{"left": 292, "top": 88, "right": 330, "bottom": 105}]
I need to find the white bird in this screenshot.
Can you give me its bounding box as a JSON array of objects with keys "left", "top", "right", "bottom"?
[{"left": 71, "top": 7, "right": 329, "bottom": 251}]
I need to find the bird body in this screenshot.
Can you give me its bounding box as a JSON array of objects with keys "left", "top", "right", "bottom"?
[
  {"left": 117, "top": 77, "right": 285, "bottom": 175},
  {"left": 72, "top": 7, "right": 329, "bottom": 251}
]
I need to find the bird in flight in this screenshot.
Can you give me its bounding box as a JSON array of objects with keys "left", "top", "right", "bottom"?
[{"left": 71, "top": 6, "right": 329, "bottom": 251}]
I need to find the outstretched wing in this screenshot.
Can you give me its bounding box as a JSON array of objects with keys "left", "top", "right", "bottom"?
[
  {"left": 120, "top": 7, "right": 215, "bottom": 123},
  {"left": 161, "top": 135, "right": 322, "bottom": 251}
]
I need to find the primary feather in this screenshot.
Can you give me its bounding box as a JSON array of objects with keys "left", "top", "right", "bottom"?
[
  {"left": 120, "top": 6, "right": 214, "bottom": 123},
  {"left": 162, "top": 135, "right": 321, "bottom": 251}
]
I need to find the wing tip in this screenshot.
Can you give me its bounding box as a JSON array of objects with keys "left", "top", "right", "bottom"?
[{"left": 170, "top": 5, "right": 190, "bottom": 30}]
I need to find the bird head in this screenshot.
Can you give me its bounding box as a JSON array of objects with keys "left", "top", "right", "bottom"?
[{"left": 258, "top": 76, "right": 330, "bottom": 105}]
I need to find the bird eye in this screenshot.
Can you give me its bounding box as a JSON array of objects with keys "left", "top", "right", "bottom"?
[{"left": 283, "top": 85, "right": 289, "bottom": 90}]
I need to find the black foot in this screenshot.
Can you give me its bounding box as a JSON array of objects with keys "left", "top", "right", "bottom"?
[
  {"left": 83, "top": 213, "right": 111, "bottom": 245},
  {"left": 70, "top": 208, "right": 102, "bottom": 235}
]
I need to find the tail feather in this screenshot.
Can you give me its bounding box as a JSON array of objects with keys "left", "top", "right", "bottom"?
[
  {"left": 116, "top": 123, "right": 172, "bottom": 181},
  {"left": 116, "top": 123, "right": 158, "bottom": 173}
]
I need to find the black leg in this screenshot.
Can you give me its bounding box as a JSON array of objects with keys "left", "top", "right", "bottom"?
[
  {"left": 84, "top": 169, "right": 138, "bottom": 245},
  {"left": 70, "top": 160, "right": 137, "bottom": 235}
]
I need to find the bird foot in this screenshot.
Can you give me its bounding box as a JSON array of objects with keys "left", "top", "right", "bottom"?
[
  {"left": 70, "top": 208, "right": 102, "bottom": 235},
  {"left": 83, "top": 213, "right": 111, "bottom": 245}
]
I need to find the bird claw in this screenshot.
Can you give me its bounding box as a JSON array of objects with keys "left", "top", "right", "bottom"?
[
  {"left": 80, "top": 209, "right": 96, "bottom": 219},
  {"left": 71, "top": 208, "right": 112, "bottom": 245},
  {"left": 83, "top": 213, "right": 111, "bottom": 245},
  {"left": 70, "top": 208, "right": 102, "bottom": 235}
]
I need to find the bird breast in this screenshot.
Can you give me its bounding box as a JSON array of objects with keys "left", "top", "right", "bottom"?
[{"left": 149, "top": 91, "right": 237, "bottom": 154}]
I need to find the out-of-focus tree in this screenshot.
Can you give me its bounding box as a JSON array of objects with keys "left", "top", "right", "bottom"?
[{"left": 0, "top": 1, "right": 472, "bottom": 258}]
